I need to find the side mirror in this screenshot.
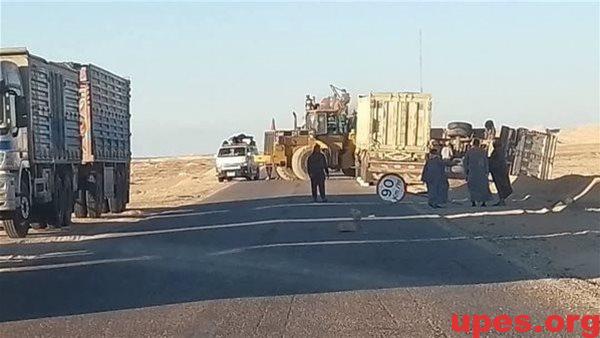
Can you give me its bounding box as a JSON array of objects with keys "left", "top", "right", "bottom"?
[{"left": 15, "top": 96, "right": 28, "bottom": 128}]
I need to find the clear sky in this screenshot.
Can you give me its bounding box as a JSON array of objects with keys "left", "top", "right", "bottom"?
[{"left": 1, "top": 2, "right": 598, "bottom": 157}]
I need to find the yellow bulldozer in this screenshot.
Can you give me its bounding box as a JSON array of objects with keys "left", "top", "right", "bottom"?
[{"left": 260, "top": 85, "right": 356, "bottom": 180}]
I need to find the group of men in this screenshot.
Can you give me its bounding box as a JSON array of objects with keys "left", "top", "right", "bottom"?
[{"left": 421, "top": 138, "right": 514, "bottom": 208}]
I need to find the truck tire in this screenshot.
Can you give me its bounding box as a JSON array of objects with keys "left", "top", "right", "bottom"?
[
  {"left": 446, "top": 122, "right": 473, "bottom": 138},
  {"left": 62, "top": 174, "right": 73, "bottom": 227},
  {"left": 108, "top": 185, "right": 125, "bottom": 213},
  {"left": 86, "top": 183, "right": 101, "bottom": 218},
  {"left": 291, "top": 146, "right": 312, "bottom": 181},
  {"left": 2, "top": 176, "right": 31, "bottom": 238},
  {"left": 74, "top": 189, "right": 87, "bottom": 218},
  {"left": 48, "top": 174, "right": 68, "bottom": 228}
]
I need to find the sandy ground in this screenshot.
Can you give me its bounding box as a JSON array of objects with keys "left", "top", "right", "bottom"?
[
  {"left": 553, "top": 124, "right": 600, "bottom": 178},
  {"left": 128, "top": 155, "right": 221, "bottom": 210}
]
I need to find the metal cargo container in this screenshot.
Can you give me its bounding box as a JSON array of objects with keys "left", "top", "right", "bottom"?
[
  {"left": 356, "top": 92, "right": 431, "bottom": 157},
  {"left": 356, "top": 92, "right": 432, "bottom": 184},
  {"left": 1, "top": 49, "right": 82, "bottom": 164},
  {"left": 71, "top": 63, "right": 131, "bottom": 163}
]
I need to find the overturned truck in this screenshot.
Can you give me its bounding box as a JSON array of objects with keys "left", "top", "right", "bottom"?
[
  {"left": 0, "top": 48, "right": 131, "bottom": 238},
  {"left": 355, "top": 91, "right": 558, "bottom": 185}
]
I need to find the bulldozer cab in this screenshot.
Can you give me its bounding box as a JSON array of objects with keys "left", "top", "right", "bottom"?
[{"left": 305, "top": 112, "right": 351, "bottom": 136}]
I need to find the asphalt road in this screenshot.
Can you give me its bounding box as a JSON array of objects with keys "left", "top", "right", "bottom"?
[{"left": 0, "top": 178, "right": 597, "bottom": 337}]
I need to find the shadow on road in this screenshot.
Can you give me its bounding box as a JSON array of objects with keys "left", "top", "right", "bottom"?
[{"left": 0, "top": 178, "right": 598, "bottom": 322}]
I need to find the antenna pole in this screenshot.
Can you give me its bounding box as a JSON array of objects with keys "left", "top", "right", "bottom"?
[{"left": 419, "top": 29, "right": 423, "bottom": 93}]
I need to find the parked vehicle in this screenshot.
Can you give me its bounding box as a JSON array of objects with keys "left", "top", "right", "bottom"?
[
  {"left": 0, "top": 48, "right": 131, "bottom": 238},
  {"left": 215, "top": 134, "right": 260, "bottom": 181}
]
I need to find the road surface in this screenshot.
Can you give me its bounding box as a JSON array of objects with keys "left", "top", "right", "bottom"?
[{"left": 0, "top": 178, "right": 597, "bottom": 337}]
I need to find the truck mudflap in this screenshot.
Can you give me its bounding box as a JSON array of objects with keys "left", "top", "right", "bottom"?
[{"left": 500, "top": 126, "right": 558, "bottom": 180}]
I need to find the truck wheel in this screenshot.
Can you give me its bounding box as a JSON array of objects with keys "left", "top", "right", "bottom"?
[
  {"left": 62, "top": 175, "right": 73, "bottom": 227},
  {"left": 291, "top": 146, "right": 311, "bottom": 181},
  {"left": 74, "top": 189, "right": 87, "bottom": 218},
  {"left": 3, "top": 176, "right": 31, "bottom": 238},
  {"left": 446, "top": 122, "right": 473, "bottom": 138},
  {"left": 218, "top": 177, "right": 224, "bottom": 183},
  {"left": 86, "top": 184, "right": 101, "bottom": 218},
  {"left": 108, "top": 190, "right": 124, "bottom": 213},
  {"left": 48, "top": 175, "right": 65, "bottom": 228}
]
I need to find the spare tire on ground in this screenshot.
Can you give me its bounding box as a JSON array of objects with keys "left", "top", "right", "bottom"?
[{"left": 446, "top": 122, "right": 473, "bottom": 138}]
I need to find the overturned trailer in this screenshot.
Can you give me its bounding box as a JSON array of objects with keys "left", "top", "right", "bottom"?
[{"left": 355, "top": 91, "right": 558, "bottom": 185}]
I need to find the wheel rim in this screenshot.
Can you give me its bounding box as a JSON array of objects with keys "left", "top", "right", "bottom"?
[{"left": 20, "top": 196, "right": 30, "bottom": 220}]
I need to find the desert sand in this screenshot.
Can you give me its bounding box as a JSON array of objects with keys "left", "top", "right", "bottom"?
[{"left": 128, "top": 155, "right": 220, "bottom": 210}]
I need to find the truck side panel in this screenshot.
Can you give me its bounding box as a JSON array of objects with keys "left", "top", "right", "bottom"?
[
  {"left": 79, "top": 64, "right": 131, "bottom": 163},
  {"left": 16, "top": 55, "right": 82, "bottom": 164},
  {"left": 356, "top": 92, "right": 431, "bottom": 155}
]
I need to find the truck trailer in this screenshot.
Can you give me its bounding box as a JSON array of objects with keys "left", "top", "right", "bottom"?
[
  {"left": 0, "top": 48, "right": 131, "bottom": 238},
  {"left": 355, "top": 91, "right": 558, "bottom": 185}
]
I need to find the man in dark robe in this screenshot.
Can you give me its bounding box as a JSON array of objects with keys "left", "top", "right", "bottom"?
[
  {"left": 421, "top": 148, "right": 449, "bottom": 208},
  {"left": 307, "top": 144, "right": 329, "bottom": 202},
  {"left": 489, "top": 139, "right": 513, "bottom": 206},
  {"left": 463, "top": 139, "right": 492, "bottom": 207}
]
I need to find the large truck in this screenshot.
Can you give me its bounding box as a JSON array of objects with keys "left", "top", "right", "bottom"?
[
  {"left": 355, "top": 91, "right": 558, "bottom": 185},
  {"left": 0, "top": 48, "right": 131, "bottom": 238}
]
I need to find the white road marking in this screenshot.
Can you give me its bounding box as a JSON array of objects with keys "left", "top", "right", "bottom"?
[
  {"left": 145, "top": 209, "right": 230, "bottom": 220},
  {"left": 0, "top": 255, "right": 158, "bottom": 273},
  {"left": 572, "top": 177, "right": 600, "bottom": 201},
  {"left": 254, "top": 202, "right": 381, "bottom": 210},
  {"left": 210, "top": 229, "right": 600, "bottom": 256},
  {"left": 0, "top": 250, "right": 91, "bottom": 263},
  {"left": 1, "top": 205, "right": 580, "bottom": 245},
  {"left": 585, "top": 207, "right": 600, "bottom": 212}
]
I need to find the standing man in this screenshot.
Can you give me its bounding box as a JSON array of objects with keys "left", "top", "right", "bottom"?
[
  {"left": 441, "top": 141, "right": 454, "bottom": 160},
  {"left": 307, "top": 144, "right": 329, "bottom": 202},
  {"left": 463, "top": 139, "right": 492, "bottom": 207},
  {"left": 489, "top": 139, "right": 513, "bottom": 206},
  {"left": 421, "top": 148, "right": 449, "bottom": 208}
]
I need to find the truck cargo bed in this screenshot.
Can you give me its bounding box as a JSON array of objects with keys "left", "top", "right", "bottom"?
[
  {"left": 1, "top": 50, "right": 82, "bottom": 164},
  {"left": 74, "top": 63, "right": 131, "bottom": 163}
]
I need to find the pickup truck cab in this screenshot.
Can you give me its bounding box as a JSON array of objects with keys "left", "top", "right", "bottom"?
[{"left": 215, "top": 143, "right": 260, "bottom": 182}]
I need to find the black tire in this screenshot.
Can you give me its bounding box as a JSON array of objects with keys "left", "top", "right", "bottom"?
[
  {"left": 446, "top": 122, "right": 473, "bottom": 138},
  {"left": 218, "top": 177, "right": 224, "bottom": 183},
  {"left": 48, "top": 175, "right": 65, "bottom": 228},
  {"left": 62, "top": 174, "right": 73, "bottom": 227},
  {"left": 3, "top": 176, "right": 31, "bottom": 238},
  {"left": 86, "top": 182, "right": 101, "bottom": 218},
  {"left": 74, "top": 189, "right": 87, "bottom": 218}
]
